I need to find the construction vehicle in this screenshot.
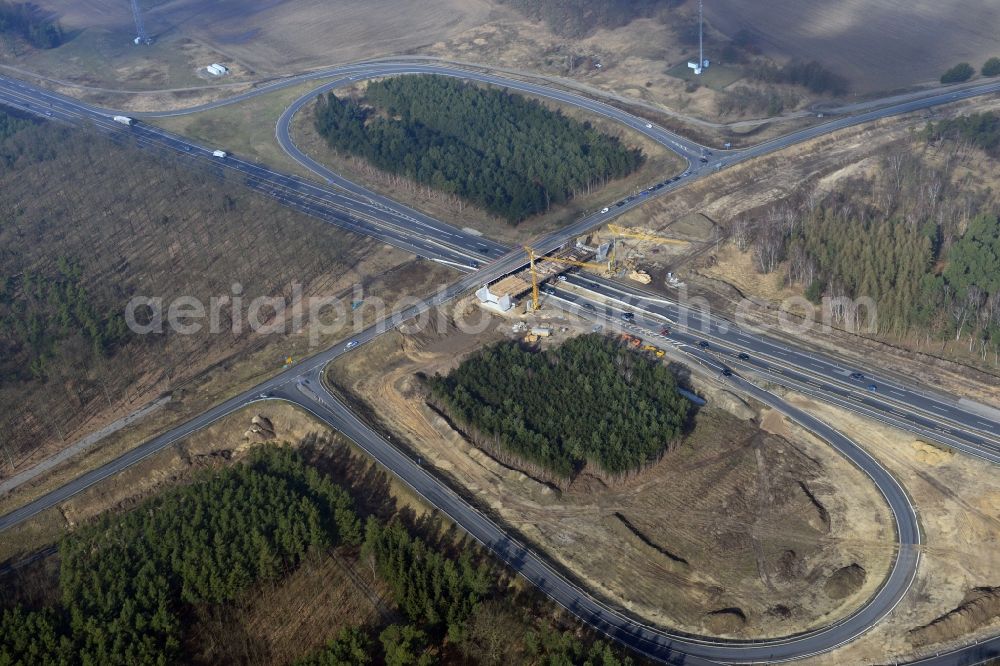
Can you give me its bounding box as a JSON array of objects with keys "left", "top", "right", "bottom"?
[
  {"left": 641, "top": 343, "right": 666, "bottom": 358},
  {"left": 523, "top": 246, "right": 611, "bottom": 311},
  {"left": 620, "top": 333, "right": 642, "bottom": 349},
  {"left": 628, "top": 269, "right": 652, "bottom": 284},
  {"left": 112, "top": 115, "right": 134, "bottom": 126}
]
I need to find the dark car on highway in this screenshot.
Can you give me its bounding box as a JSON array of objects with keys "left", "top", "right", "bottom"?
[{"left": 698, "top": 340, "right": 710, "bottom": 349}]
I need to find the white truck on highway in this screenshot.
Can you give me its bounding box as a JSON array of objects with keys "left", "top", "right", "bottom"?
[
  {"left": 212, "top": 149, "right": 228, "bottom": 158},
  {"left": 112, "top": 115, "right": 134, "bottom": 126}
]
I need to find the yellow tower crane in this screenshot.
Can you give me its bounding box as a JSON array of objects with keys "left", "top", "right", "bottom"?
[{"left": 523, "top": 246, "right": 610, "bottom": 311}]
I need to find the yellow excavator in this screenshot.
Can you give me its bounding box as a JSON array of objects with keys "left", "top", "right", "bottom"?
[{"left": 524, "top": 246, "right": 610, "bottom": 311}]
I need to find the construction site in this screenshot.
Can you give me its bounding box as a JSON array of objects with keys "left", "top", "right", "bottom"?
[
  {"left": 326, "top": 300, "right": 896, "bottom": 639},
  {"left": 475, "top": 217, "right": 714, "bottom": 323}
]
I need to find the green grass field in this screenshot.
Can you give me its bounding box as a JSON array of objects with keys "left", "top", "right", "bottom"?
[
  {"left": 665, "top": 62, "right": 744, "bottom": 91},
  {"left": 152, "top": 78, "right": 344, "bottom": 178}
]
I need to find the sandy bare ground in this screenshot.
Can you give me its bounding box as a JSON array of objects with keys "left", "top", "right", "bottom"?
[
  {"left": 607, "top": 97, "right": 1000, "bottom": 408},
  {"left": 706, "top": 0, "right": 1000, "bottom": 92},
  {"left": 328, "top": 314, "right": 895, "bottom": 639},
  {"left": 783, "top": 393, "right": 1000, "bottom": 664}
]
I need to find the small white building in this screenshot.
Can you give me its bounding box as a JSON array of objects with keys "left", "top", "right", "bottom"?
[
  {"left": 687, "top": 59, "right": 709, "bottom": 75},
  {"left": 206, "top": 63, "right": 230, "bottom": 76}
]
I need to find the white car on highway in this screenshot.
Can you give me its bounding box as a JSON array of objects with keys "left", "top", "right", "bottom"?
[
  {"left": 345, "top": 340, "right": 359, "bottom": 350},
  {"left": 601, "top": 207, "right": 609, "bottom": 214}
]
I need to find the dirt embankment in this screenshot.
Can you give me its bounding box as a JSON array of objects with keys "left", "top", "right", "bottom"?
[
  {"left": 777, "top": 393, "right": 1000, "bottom": 665},
  {"left": 824, "top": 564, "right": 867, "bottom": 600},
  {"left": 909, "top": 587, "right": 1000, "bottom": 648},
  {"left": 327, "top": 312, "right": 895, "bottom": 639}
]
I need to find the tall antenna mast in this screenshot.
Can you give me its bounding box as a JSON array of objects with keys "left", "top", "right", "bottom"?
[
  {"left": 130, "top": 0, "right": 152, "bottom": 45},
  {"left": 685, "top": 0, "right": 708, "bottom": 75},
  {"left": 698, "top": 0, "right": 704, "bottom": 70}
]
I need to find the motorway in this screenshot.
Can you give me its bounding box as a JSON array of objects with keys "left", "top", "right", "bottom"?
[
  {"left": 558, "top": 274, "right": 1000, "bottom": 463},
  {"left": 0, "top": 293, "right": 922, "bottom": 664},
  {"left": 0, "top": 62, "right": 999, "bottom": 663},
  {"left": 259, "top": 62, "right": 1000, "bottom": 459}
]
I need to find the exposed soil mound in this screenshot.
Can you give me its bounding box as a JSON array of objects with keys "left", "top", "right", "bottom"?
[
  {"left": 910, "top": 587, "right": 1000, "bottom": 648},
  {"left": 824, "top": 563, "right": 867, "bottom": 600},
  {"left": 911, "top": 440, "right": 954, "bottom": 466},
  {"left": 775, "top": 549, "right": 803, "bottom": 582},
  {"left": 244, "top": 413, "right": 277, "bottom": 442},
  {"left": 251, "top": 415, "right": 274, "bottom": 432},
  {"left": 704, "top": 607, "right": 747, "bottom": 635},
  {"left": 797, "top": 481, "right": 831, "bottom": 533},
  {"left": 569, "top": 472, "right": 610, "bottom": 495}
]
